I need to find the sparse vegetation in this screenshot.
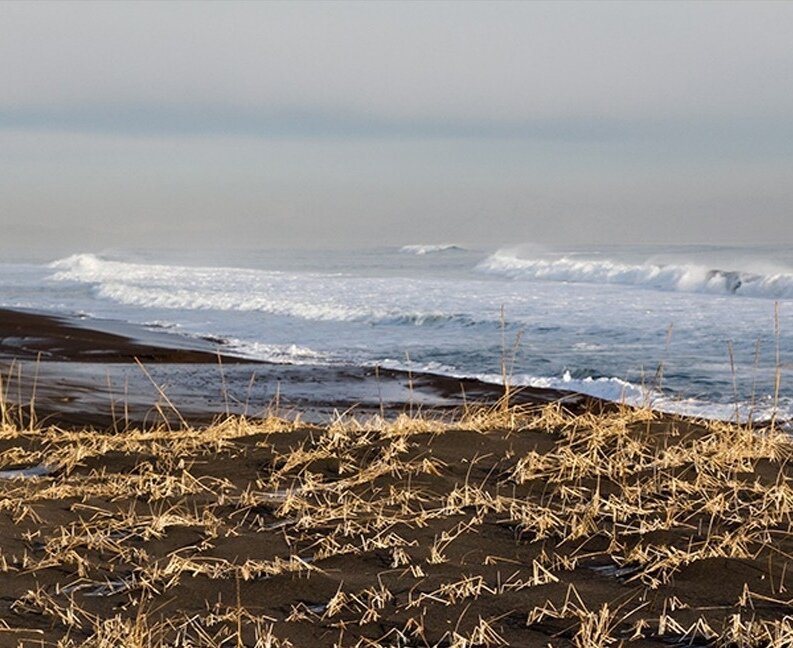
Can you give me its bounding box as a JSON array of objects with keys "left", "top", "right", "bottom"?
[{"left": 0, "top": 400, "right": 793, "bottom": 646}]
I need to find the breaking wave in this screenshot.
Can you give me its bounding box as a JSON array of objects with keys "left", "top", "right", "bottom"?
[
  {"left": 399, "top": 244, "right": 465, "bottom": 255},
  {"left": 48, "top": 254, "right": 480, "bottom": 327},
  {"left": 478, "top": 250, "right": 793, "bottom": 299},
  {"left": 223, "top": 339, "right": 331, "bottom": 365}
]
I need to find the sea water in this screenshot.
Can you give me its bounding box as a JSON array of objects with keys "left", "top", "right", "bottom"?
[{"left": 2, "top": 243, "right": 792, "bottom": 422}]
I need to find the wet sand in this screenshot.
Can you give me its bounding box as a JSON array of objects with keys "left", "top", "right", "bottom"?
[{"left": 0, "top": 307, "right": 245, "bottom": 364}]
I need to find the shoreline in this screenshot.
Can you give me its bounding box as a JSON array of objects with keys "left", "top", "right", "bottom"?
[{"left": 0, "top": 307, "right": 582, "bottom": 429}]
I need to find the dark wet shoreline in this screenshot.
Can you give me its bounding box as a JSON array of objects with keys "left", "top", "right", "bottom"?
[{"left": 0, "top": 307, "right": 580, "bottom": 429}]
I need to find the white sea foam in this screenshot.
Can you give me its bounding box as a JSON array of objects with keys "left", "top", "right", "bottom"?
[
  {"left": 478, "top": 249, "right": 793, "bottom": 299},
  {"left": 224, "top": 339, "right": 330, "bottom": 365},
  {"left": 399, "top": 244, "right": 465, "bottom": 255},
  {"left": 48, "top": 253, "right": 478, "bottom": 326}
]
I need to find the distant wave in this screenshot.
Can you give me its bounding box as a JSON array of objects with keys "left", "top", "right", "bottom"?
[
  {"left": 399, "top": 244, "right": 465, "bottom": 255},
  {"left": 478, "top": 249, "right": 793, "bottom": 299},
  {"left": 48, "top": 253, "right": 483, "bottom": 327}
]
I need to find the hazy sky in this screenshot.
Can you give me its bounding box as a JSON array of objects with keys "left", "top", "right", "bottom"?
[{"left": 2, "top": 0, "right": 793, "bottom": 255}]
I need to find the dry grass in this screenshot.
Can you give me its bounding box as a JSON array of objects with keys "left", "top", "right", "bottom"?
[{"left": 0, "top": 401, "right": 793, "bottom": 646}]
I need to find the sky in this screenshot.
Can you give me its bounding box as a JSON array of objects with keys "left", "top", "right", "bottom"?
[{"left": 1, "top": 0, "right": 793, "bottom": 256}]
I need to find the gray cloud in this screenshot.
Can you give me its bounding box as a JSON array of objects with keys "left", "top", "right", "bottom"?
[
  {"left": 1, "top": 1, "right": 792, "bottom": 254},
  {"left": 3, "top": 1, "right": 793, "bottom": 127}
]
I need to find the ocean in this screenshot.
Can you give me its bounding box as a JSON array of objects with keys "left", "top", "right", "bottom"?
[{"left": 2, "top": 243, "right": 792, "bottom": 423}]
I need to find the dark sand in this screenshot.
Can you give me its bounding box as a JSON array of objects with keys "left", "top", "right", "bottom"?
[
  {"left": 0, "top": 307, "right": 245, "bottom": 364},
  {"left": 0, "top": 308, "right": 790, "bottom": 646}
]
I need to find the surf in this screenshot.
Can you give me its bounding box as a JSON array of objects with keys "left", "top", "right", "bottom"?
[{"left": 477, "top": 248, "right": 793, "bottom": 299}]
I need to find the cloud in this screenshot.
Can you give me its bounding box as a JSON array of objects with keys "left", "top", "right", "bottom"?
[
  {"left": 1, "top": 1, "right": 792, "bottom": 134},
  {"left": 1, "top": 1, "right": 792, "bottom": 251}
]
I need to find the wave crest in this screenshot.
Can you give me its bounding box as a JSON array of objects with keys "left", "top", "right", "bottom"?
[
  {"left": 47, "top": 253, "right": 482, "bottom": 327},
  {"left": 399, "top": 244, "right": 465, "bottom": 255},
  {"left": 478, "top": 250, "right": 793, "bottom": 299}
]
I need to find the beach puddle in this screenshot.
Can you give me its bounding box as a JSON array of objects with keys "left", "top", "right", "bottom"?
[
  {"left": 62, "top": 579, "right": 132, "bottom": 597},
  {"left": 588, "top": 563, "right": 641, "bottom": 579},
  {"left": 0, "top": 464, "right": 51, "bottom": 479}
]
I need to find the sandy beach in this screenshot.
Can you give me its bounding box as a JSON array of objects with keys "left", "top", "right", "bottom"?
[{"left": 0, "top": 308, "right": 791, "bottom": 646}]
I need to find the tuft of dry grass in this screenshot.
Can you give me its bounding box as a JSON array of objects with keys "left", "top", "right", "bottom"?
[{"left": 0, "top": 401, "right": 793, "bottom": 645}]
